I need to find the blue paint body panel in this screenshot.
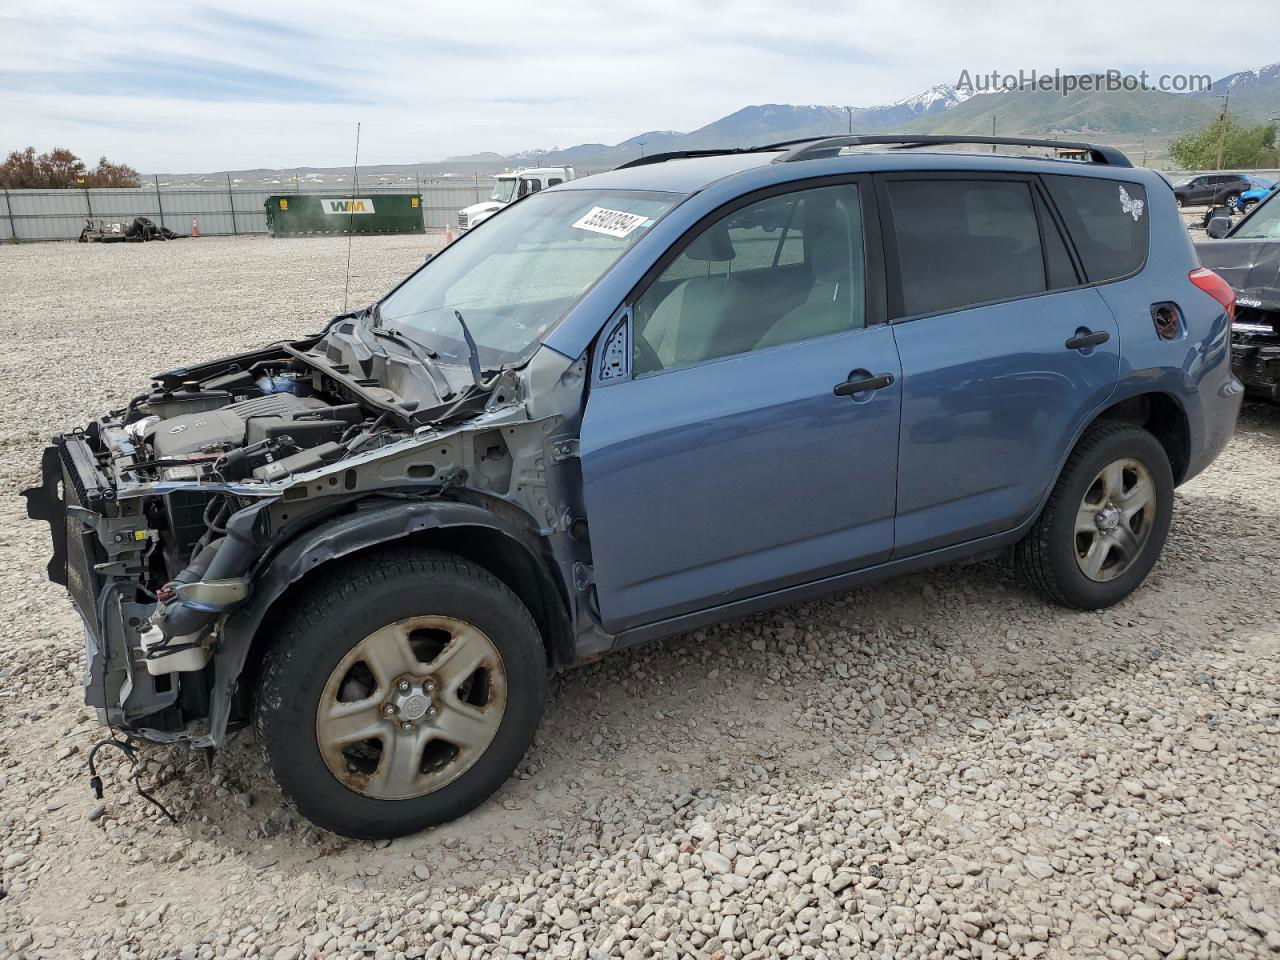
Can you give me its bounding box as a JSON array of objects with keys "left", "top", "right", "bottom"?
[
  {"left": 890, "top": 286, "right": 1119, "bottom": 557},
  {"left": 543, "top": 149, "right": 1241, "bottom": 641},
  {"left": 580, "top": 325, "right": 902, "bottom": 632}
]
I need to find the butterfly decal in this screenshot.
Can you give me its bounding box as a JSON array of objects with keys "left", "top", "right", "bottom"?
[{"left": 1119, "top": 185, "right": 1144, "bottom": 222}]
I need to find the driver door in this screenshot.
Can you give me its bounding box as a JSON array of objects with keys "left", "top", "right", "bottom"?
[{"left": 578, "top": 179, "right": 902, "bottom": 633}]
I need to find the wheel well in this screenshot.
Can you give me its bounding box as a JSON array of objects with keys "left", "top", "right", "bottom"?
[
  {"left": 1092, "top": 392, "right": 1190, "bottom": 483},
  {"left": 237, "top": 526, "right": 575, "bottom": 714}
]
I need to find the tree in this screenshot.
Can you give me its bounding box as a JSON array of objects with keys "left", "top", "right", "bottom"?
[
  {"left": 0, "top": 146, "right": 140, "bottom": 188},
  {"left": 1169, "top": 117, "right": 1278, "bottom": 170},
  {"left": 84, "top": 156, "right": 141, "bottom": 188}
]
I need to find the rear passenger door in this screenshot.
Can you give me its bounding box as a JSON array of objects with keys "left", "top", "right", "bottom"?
[{"left": 879, "top": 173, "right": 1121, "bottom": 557}]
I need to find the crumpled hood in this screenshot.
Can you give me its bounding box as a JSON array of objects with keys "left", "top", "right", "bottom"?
[{"left": 1195, "top": 238, "right": 1280, "bottom": 312}]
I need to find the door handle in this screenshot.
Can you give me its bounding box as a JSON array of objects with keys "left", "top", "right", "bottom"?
[
  {"left": 1065, "top": 330, "right": 1110, "bottom": 350},
  {"left": 834, "top": 373, "right": 895, "bottom": 396}
]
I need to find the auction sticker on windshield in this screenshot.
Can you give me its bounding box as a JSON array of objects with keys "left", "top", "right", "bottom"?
[{"left": 572, "top": 206, "right": 650, "bottom": 238}]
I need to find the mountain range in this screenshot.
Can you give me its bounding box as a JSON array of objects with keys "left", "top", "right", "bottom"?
[
  {"left": 447, "top": 62, "right": 1280, "bottom": 171},
  {"left": 157, "top": 62, "right": 1279, "bottom": 184}
]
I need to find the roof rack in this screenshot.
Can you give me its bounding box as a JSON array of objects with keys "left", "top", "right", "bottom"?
[
  {"left": 611, "top": 136, "right": 841, "bottom": 171},
  {"left": 772, "top": 135, "right": 1131, "bottom": 167}
]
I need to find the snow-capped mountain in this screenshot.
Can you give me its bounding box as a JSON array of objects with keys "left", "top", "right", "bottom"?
[{"left": 892, "top": 83, "right": 973, "bottom": 115}]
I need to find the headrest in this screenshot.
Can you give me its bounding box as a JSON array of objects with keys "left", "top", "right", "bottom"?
[
  {"left": 804, "top": 201, "right": 851, "bottom": 281},
  {"left": 683, "top": 223, "right": 736, "bottom": 262}
]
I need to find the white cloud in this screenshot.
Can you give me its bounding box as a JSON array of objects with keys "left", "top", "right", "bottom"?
[{"left": 2, "top": 0, "right": 1278, "bottom": 171}]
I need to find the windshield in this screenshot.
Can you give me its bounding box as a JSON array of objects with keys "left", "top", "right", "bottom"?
[
  {"left": 378, "top": 188, "right": 683, "bottom": 367},
  {"left": 1234, "top": 191, "right": 1280, "bottom": 240},
  {"left": 490, "top": 179, "right": 518, "bottom": 203}
]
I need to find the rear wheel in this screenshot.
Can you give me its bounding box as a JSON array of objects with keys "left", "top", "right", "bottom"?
[
  {"left": 255, "top": 548, "right": 546, "bottom": 838},
  {"left": 1015, "top": 423, "right": 1173, "bottom": 609}
]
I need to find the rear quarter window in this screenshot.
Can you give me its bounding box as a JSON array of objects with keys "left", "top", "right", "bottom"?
[{"left": 1043, "top": 175, "right": 1149, "bottom": 283}]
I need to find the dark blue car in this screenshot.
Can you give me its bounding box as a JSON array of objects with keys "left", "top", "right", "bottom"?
[{"left": 25, "top": 135, "right": 1243, "bottom": 837}]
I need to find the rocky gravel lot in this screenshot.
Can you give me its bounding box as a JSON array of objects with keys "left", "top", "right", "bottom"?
[{"left": 0, "top": 235, "right": 1278, "bottom": 960}]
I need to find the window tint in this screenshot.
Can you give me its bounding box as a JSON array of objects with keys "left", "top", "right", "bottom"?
[
  {"left": 888, "top": 179, "right": 1047, "bottom": 316},
  {"left": 1043, "top": 175, "right": 1149, "bottom": 282},
  {"left": 1035, "top": 191, "right": 1079, "bottom": 289},
  {"left": 633, "top": 184, "right": 864, "bottom": 374}
]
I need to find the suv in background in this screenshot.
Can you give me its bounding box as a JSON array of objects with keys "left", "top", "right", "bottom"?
[
  {"left": 26, "top": 135, "right": 1242, "bottom": 839},
  {"left": 1173, "top": 172, "right": 1253, "bottom": 208}
]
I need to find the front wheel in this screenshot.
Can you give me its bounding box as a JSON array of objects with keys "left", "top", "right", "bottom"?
[
  {"left": 1015, "top": 423, "right": 1173, "bottom": 609},
  {"left": 254, "top": 548, "right": 547, "bottom": 838}
]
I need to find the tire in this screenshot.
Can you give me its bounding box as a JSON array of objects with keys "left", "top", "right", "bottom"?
[
  {"left": 1223, "top": 192, "right": 1241, "bottom": 208},
  {"left": 1014, "top": 423, "right": 1173, "bottom": 610},
  {"left": 254, "top": 547, "right": 547, "bottom": 838}
]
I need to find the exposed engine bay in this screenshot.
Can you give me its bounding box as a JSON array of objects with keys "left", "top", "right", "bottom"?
[{"left": 23, "top": 314, "right": 590, "bottom": 748}]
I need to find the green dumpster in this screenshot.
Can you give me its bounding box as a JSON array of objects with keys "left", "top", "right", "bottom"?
[{"left": 264, "top": 194, "right": 425, "bottom": 236}]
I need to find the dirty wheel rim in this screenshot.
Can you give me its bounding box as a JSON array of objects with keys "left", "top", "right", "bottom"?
[
  {"left": 316, "top": 616, "right": 507, "bottom": 800},
  {"left": 1074, "top": 458, "right": 1157, "bottom": 583}
]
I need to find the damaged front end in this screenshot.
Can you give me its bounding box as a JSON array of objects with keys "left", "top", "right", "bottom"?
[
  {"left": 1196, "top": 234, "right": 1280, "bottom": 402},
  {"left": 24, "top": 318, "right": 589, "bottom": 748}
]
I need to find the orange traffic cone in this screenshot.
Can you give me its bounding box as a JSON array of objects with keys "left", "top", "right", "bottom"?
[
  {"left": 191, "top": 217, "right": 200, "bottom": 238},
  {"left": 442, "top": 220, "right": 455, "bottom": 245}
]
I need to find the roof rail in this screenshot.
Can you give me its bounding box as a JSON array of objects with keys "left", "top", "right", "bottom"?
[
  {"left": 771, "top": 135, "right": 1132, "bottom": 167},
  {"left": 614, "top": 148, "right": 758, "bottom": 170},
  {"left": 612, "top": 136, "right": 844, "bottom": 171}
]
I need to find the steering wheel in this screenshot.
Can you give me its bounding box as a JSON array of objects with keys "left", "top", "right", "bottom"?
[{"left": 632, "top": 332, "right": 663, "bottom": 375}]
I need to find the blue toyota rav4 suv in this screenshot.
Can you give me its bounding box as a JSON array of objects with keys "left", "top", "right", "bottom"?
[{"left": 25, "top": 135, "right": 1241, "bottom": 837}]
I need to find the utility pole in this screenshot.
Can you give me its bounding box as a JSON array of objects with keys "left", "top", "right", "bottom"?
[
  {"left": 1215, "top": 94, "right": 1230, "bottom": 170},
  {"left": 636, "top": 139, "right": 647, "bottom": 158},
  {"left": 991, "top": 115, "right": 1003, "bottom": 152},
  {"left": 845, "top": 106, "right": 852, "bottom": 134}
]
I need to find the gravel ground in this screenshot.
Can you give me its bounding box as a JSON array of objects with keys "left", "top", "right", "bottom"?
[{"left": 0, "top": 235, "right": 1278, "bottom": 960}]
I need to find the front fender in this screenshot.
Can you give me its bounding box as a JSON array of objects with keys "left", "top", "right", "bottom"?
[{"left": 196, "top": 498, "right": 560, "bottom": 747}]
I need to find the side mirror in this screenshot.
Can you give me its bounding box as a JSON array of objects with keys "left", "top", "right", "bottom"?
[{"left": 1205, "top": 212, "right": 1233, "bottom": 240}]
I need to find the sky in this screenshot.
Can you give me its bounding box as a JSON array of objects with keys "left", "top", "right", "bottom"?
[{"left": 3, "top": 0, "right": 1279, "bottom": 173}]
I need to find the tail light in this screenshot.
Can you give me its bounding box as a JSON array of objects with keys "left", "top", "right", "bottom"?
[{"left": 1189, "top": 267, "right": 1236, "bottom": 323}]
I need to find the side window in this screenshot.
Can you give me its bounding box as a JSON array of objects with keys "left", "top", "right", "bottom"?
[
  {"left": 632, "top": 184, "right": 865, "bottom": 375},
  {"left": 1034, "top": 191, "right": 1080, "bottom": 289},
  {"left": 1042, "top": 175, "right": 1149, "bottom": 282},
  {"left": 888, "top": 179, "right": 1047, "bottom": 317},
  {"left": 547, "top": 177, "right": 563, "bottom": 187}
]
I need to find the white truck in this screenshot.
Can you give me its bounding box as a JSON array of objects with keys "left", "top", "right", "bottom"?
[{"left": 456, "top": 166, "right": 575, "bottom": 232}]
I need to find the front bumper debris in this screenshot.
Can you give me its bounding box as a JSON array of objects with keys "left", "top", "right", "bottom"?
[{"left": 1232, "top": 317, "right": 1280, "bottom": 401}]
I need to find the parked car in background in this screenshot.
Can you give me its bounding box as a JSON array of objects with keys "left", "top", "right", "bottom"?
[
  {"left": 456, "top": 166, "right": 575, "bottom": 232},
  {"left": 1173, "top": 173, "right": 1254, "bottom": 208},
  {"left": 26, "top": 134, "right": 1241, "bottom": 839},
  {"left": 1197, "top": 182, "right": 1280, "bottom": 400},
  {"left": 1232, "top": 177, "right": 1279, "bottom": 214}
]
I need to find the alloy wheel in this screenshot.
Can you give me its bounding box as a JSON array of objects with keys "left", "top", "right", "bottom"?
[
  {"left": 1074, "top": 458, "right": 1157, "bottom": 583},
  {"left": 315, "top": 616, "right": 507, "bottom": 800}
]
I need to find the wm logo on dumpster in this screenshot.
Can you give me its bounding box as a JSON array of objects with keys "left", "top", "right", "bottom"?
[{"left": 321, "top": 198, "right": 376, "bottom": 215}]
